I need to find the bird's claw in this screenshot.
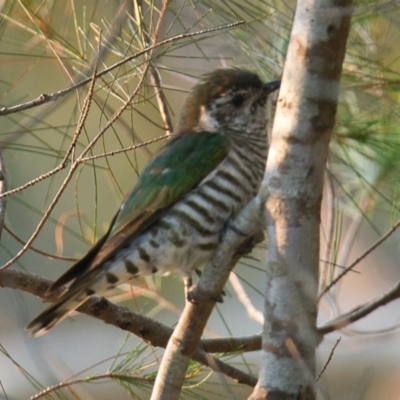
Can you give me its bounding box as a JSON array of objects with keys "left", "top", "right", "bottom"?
[
  {"left": 212, "top": 290, "right": 225, "bottom": 303},
  {"left": 186, "top": 287, "right": 198, "bottom": 304},
  {"left": 229, "top": 223, "right": 247, "bottom": 236},
  {"left": 184, "top": 270, "right": 226, "bottom": 303},
  {"left": 220, "top": 216, "right": 248, "bottom": 242}
]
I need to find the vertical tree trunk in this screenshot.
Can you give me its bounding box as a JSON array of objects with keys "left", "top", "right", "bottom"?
[{"left": 249, "top": 0, "right": 352, "bottom": 399}]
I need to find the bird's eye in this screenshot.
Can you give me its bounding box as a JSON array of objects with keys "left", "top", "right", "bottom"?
[{"left": 231, "top": 94, "right": 245, "bottom": 107}]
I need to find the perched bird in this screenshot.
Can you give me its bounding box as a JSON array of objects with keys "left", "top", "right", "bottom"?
[{"left": 26, "top": 68, "right": 280, "bottom": 336}]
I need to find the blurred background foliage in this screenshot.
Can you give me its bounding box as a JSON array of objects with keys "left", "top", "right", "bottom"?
[{"left": 1, "top": 0, "right": 400, "bottom": 399}]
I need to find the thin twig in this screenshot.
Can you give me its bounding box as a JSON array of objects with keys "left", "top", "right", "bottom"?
[
  {"left": 0, "top": 163, "right": 66, "bottom": 199},
  {"left": 0, "top": 151, "right": 7, "bottom": 239},
  {"left": 3, "top": 224, "right": 77, "bottom": 262},
  {"left": 0, "top": 31, "right": 101, "bottom": 201},
  {"left": 335, "top": 194, "right": 371, "bottom": 271},
  {"left": 0, "top": 23, "right": 244, "bottom": 199},
  {"left": 0, "top": 380, "right": 8, "bottom": 400},
  {"left": 319, "top": 215, "right": 400, "bottom": 298},
  {"left": 319, "top": 169, "right": 335, "bottom": 293},
  {"left": 316, "top": 337, "right": 341, "bottom": 381},
  {"left": 91, "top": 95, "right": 155, "bottom": 158},
  {"left": 149, "top": 64, "right": 174, "bottom": 135},
  {"left": 110, "top": 285, "right": 217, "bottom": 337},
  {"left": 30, "top": 373, "right": 155, "bottom": 400},
  {"left": 17, "top": 0, "right": 75, "bottom": 85},
  {"left": 319, "top": 278, "right": 400, "bottom": 335},
  {"left": 0, "top": 21, "right": 244, "bottom": 116},
  {"left": 127, "top": 285, "right": 184, "bottom": 316},
  {"left": 229, "top": 272, "right": 263, "bottom": 325},
  {"left": 0, "top": 63, "right": 149, "bottom": 270},
  {"left": 121, "top": 1, "right": 174, "bottom": 137},
  {"left": 79, "top": 134, "right": 167, "bottom": 163},
  {"left": 0, "top": 34, "right": 104, "bottom": 270}
]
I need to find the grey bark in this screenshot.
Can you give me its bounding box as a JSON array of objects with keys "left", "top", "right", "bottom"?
[{"left": 249, "top": 0, "right": 353, "bottom": 399}]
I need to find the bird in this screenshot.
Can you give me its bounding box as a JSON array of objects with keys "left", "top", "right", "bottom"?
[{"left": 26, "top": 68, "right": 280, "bottom": 336}]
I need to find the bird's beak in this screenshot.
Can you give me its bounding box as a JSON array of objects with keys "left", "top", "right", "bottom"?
[{"left": 263, "top": 80, "right": 281, "bottom": 94}]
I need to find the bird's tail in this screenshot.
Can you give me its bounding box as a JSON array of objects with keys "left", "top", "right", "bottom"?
[{"left": 26, "top": 289, "right": 89, "bottom": 337}]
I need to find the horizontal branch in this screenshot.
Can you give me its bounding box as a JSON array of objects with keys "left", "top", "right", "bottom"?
[
  {"left": 319, "top": 278, "right": 400, "bottom": 334},
  {"left": 0, "top": 269, "right": 256, "bottom": 387},
  {"left": 4, "top": 246, "right": 397, "bottom": 335},
  {"left": 3, "top": 264, "right": 398, "bottom": 379}
]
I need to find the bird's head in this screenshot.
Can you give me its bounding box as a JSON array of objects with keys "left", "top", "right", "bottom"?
[{"left": 176, "top": 69, "right": 280, "bottom": 137}]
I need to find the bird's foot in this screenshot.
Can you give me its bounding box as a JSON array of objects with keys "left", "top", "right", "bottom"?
[
  {"left": 213, "top": 291, "right": 225, "bottom": 303},
  {"left": 186, "top": 286, "right": 198, "bottom": 304},
  {"left": 229, "top": 222, "right": 248, "bottom": 236},
  {"left": 220, "top": 217, "right": 248, "bottom": 242},
  {"left": 186, "top": 286, "right": 225, "bottom": 304},
  {"left": 183, "top": 275, "right": 194, "bottom": 303},
  {"left": 186, "top": 270, "right": 226, "bottom": 303}
]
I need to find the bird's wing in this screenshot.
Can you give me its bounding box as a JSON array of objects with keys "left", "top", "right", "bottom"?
[{"left": 50, "top": 131, "right": 228, "bottom": 291}]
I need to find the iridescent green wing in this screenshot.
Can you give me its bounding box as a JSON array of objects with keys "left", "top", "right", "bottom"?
[
  {"left": 110, "top": 130, "right": 228, "bottom": 237},
  {"left": 50, "top": 131, "right": 228, "bottom": 290}
]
